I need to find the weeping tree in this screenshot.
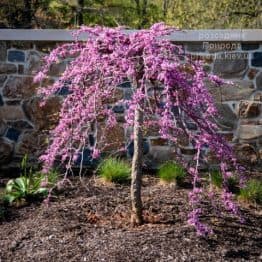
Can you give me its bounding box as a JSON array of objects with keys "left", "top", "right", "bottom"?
[{"left": 35, "top": 23, "right": 244, "bottom": 235}]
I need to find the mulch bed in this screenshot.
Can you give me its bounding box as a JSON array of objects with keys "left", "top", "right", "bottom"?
[{"left": 0, "top": 175, "right": 261, "bottom": 262}]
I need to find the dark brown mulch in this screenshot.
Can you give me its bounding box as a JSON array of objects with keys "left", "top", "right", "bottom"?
[{"left": 0, "top": 175, "right": 261, "bottom": 262}]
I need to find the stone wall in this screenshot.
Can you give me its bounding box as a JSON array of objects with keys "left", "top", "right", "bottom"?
[{"left": 0, "top": 37, "right": 261, "bottom": 170}]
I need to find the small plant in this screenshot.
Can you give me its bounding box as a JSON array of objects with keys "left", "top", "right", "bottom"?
[
  {"left": 98, "top": 158, "right": 131, "bottom": 184},
  {"left": 210, "top": 170, "right": 239, "bottom": 193},
  {"left": 158, "top": 161, "right": 186, "bottom": 185},
  {"left": 3, "top": 155, "right": 59, "bottom": 205},
  {"left": 239, "top": 179, "right": 262, "bottom": 205}
]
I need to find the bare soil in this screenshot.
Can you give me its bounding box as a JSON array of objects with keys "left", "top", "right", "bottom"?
[{"left": 0, "top": 175, "right": 261, "bottom": 262}]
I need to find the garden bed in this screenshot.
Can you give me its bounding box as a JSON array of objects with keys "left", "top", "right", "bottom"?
[{"left": 0, "top": 175, "right": 261, "bottom": 261}]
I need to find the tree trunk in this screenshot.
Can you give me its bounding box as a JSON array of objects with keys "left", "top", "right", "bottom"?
[{"left": 131, "top": 105, "right": 144, "bottom": 226}]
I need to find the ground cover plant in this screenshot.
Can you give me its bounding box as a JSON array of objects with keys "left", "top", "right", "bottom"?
[
  {"left": 158, "top": 161, "right": 186, "bottom": 185},
  {"left": 98, "top": 157, "right": 131, "bottom": 184},
  {"left": 35, "top": 23, "right": 245, "bottom": 236},
  {"left": 2, "top": 155, "right": 58, "bottom": 206}
]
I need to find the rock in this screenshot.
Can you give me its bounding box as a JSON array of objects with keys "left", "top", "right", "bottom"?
[
  {"left": 3, "top": 76, "right": 37, "bottom": 99},
  {"left": 185, "top": 43, "right": 205, "bottom": 52},
  {"left": 253, "top": 91, "right": 262, "bottom": 102},
  {"left": 0, "top": 95, "right": 4, "bottom": 106},
  {"left": 256, "top": 72, "right": 262, "bottom": 90},
  {"left": 215, "top": 103, "right": 237, "bottom": 130},
  {"left": 0, "top": 63, "right": 16, "bottom": 74},
  {"left": 0, "top": 75, "right": 7, "bottom": 86},
  {"left": 26, "top": 51, "right": 42, "bottom": 74},
  {"left": 6, "top": 120, "right": 33, "bottom": 130},
  {"left": 234, "top": 144, "right": 258, "bottom": 165},
  {"left": 8, "top": 50, "right": 25, "bottom": 62},
  {"left": 112, "top": 104, "right": 125, "bottom": 113},
  {"left": 5, "top": 128, "right": 21, "bottom": 142},
  {"left": 150, "top": 137, "right": 168, "bottom": 146},
  {"left": 103, "top": 88, "right": 124, "bottom": 104},
  {"left": 238, "top": 125, "right": 262, "bottom": 140},
  {"left": 18, "top": 64, "right": 24, "bottom": 74},
  {"left": 247, "top": 69, "right": 258, "bottom": 80},
  {"left": 127, "top": 139, "right": 150, "bottom": 157},
  {"left": 0, "top": 120, "right": 7, "bottom": 136},
  {"left": 48, "top": 61, "right": 67, "bottom": 77},
  {"left": 0, "top": 42, "right": 6, "bottom": 61},
  {"left": 146, "top": 146, "right": 176, "bottom": 168},
  {"left": 97, "top": 123, "right": 125, "bottom": 152},
  {"left": 16, "top": 131, "right": 46, "bottom": 156},
  {"left": 241, "top": 43, "right": 260, "bottom": 50},
  {"left": 213, "top": 52, "right": 248, "bottom": 78},
  {"left": 22, "top": 96, "right": 62, "bottom": 130},
  {"left": 0, "top": 106, "right": 25, "bottom": 120},
  {"left": 206, "top": 42, "right": 239, "bottom": 53},
  {"left": 206, "top": 80, "right": 254, "bottom": 102},
  {"left": 251, "top": 52, "right": 262, "bottom": 67},
  {"left": 180, "top": 147, "right": 197, "bottom": 155},
  {"left": 238, "top": 101, "right": 261, "bottom": 118},
  {"left": 0, "top": 137, "right": 14, "bottom": 164}
]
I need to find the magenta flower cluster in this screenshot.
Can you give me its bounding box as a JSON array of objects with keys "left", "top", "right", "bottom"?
[{"left": 35, "top": 23, "right": 243, "bottom": 235}]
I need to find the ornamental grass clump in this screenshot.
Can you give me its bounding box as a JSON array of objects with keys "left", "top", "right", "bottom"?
[
  {"left": 239, "top": 179, "right": 262, "bottom": 205},
  {"left": 210, "top": 170, "right": 239, "bottom": 193},
  {"left": 98, "top": 158, "right": 131, "bottom": 184},
  {"left": 158, "top": 161, "right": 186, "bottom": 185}
]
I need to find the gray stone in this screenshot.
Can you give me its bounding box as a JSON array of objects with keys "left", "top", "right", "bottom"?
[
  {"left": 26, "top": 51, "right": 42, "bottom": 74},
  {"left": 0, "top": 75, "right": 7, "bottom": 86},
  {"left": 7, "top": 120, "right": 33, "bottom": 130},
  {"left": 0, "top": 95, "right": 3, "bottom": 106},
  {"left": 234, "top": 144, "right": 258, "bottom": 165},
  {"left": 238, "top": 101, "right": 261, "bottom": 118},
  {"left": 8, "top": 50, "right": 25, "bottom": 62},
  {"left": 256, "top": 72, "right": 262, "bottom": 90},
  {"left": 48, "top": 61, "right": 67, "bottom": 77},
  {"left": 241, "top": 43, "right": 259, "bottom": 50},
  {"left": 22, "top": 96, "right": 61, "bottom": 130},
  {"left": 207, "top": 42, "right": 240, "bottom": 53},
  {"left": 251, "top": 52, "right": 262, "bottom": 67},
  {"left": 213, "top": 52, "right": 248, "bottom": 78},
  {"left": 0, "top": 63, "right": 16, "bottom": 74},
  {"left": 185, "top": 43, "right": 205, "bottom": 52},
  {"left": 253, "top": 91, "right": 262, "bottom": 102},
  {"left": 0, "top": 42, "right": 7, "bottom": 61},
  {"left": 0, "top": 105, "right": 25, "bottom": 120},
  {"left": 238, "top": 125, "right": 262, "bottom": 140},
  {"left": 0, "top": 120, "right": 7, "bottom": 136},
  {"left": 3, "top": 76, "right": 37, "bottom": 99},
  {"left": 0, "top": 137, "right": 14, "bottom": 164},
  {"left": 215, "top": 103, "right": 237, "bottom": 130},
  {"left": 207, "top": 80, "right": 254, "bottom": 102}
]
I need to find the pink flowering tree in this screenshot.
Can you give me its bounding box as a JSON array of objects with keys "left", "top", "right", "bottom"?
[{"left": 35, "top": 23, "right": 243, "bottom": 235}]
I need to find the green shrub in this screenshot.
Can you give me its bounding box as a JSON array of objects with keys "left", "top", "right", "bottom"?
[
  {"left": 2, "top": 155, "right": 59, "bottom": 205},
  {"left": 98, "top": 158, "right": 131, "bottom": 184},
  {"left": 158, "top": 161, "right": 186, "bottom": 184},
  {"left": 210, "top": 170, "right": 238, "bottom": 192},
  {"left": 210, "top": 170, "right": 223, "bottom": 188},
  {"left": 239, "top": 179, "right": 262, "bottom": 205}
]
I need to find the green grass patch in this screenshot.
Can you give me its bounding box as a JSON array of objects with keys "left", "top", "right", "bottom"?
[
  {"left": 158, "top": 161, "right": 186, "bottom": 185},
  {"left": 98, "top": 158, "right": 131, "bottom": 184},
  {"left": 239, "top": 179, "right": 262, "bottom": 205}
]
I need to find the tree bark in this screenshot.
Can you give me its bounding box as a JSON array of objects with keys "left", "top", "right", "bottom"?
[{"left": 131, "top": 105, "right": 144, "bottom": 226}]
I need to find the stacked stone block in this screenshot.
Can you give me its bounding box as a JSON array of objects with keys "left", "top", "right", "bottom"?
[{"left": 0, "top": 39, "right": 261, "bottom": 170}]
